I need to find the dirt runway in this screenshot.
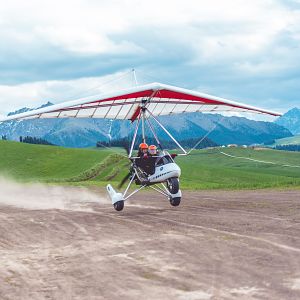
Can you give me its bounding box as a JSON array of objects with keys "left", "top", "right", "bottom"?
[{"left": 0, "top": 183, "right": 299, "bottom": 300}]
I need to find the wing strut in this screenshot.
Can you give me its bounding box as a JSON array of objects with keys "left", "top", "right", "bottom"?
[{"left": 129, "top": 110, "right": 142, "bottom": 158}]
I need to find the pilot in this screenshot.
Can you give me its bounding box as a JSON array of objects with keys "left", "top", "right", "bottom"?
[
  {"left": 138, "top": 143, "right": 149, "bottom": 158},
  {"left": 136, "top": 143, "right": 155, "bottom": 176},
  {"left": 136, "top": 143, "right": 150, "bottom": 182}
]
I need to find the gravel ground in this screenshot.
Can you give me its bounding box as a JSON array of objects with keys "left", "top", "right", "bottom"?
[{"left": 0, "top": 182, "right": 299, "bottom": 300}]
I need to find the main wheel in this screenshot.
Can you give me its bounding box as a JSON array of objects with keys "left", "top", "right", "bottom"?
[
  {"left": 113, "top": 200, "right": 124, "bottom": 211},
  {"left": 170, "top": 197, "right": 181, "bottom": 207},
  {"left": 167, "top": 177, "right": 179, "bottom": 194}
]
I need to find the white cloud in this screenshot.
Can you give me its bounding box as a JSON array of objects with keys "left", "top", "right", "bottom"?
[
  {"left": 0, "top": 0, "right": 297, "bottom": 57},
  {"left": 0, "top": 70, "right": 137, "bottom": 114},
  {"left": 0, "top": 0, "right": 299, "bottom": 115},
  {"left": 34, "top": 26, "right": 143, "bottom": 55}
]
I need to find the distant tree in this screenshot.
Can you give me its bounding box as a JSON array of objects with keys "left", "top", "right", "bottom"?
[
  {"left": 1, "top": 135, "right": 7, "bottom": 140},
  {"left": 96, "top": 136, "right": 218, "bottom": 150},
  {"left": 20, "top": 136, "right": 55, "bottom": 146},
  {"left": 274, "top": 144, "right": 300, "bottom": 152}
]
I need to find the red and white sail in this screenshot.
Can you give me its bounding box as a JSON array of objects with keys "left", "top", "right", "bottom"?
[{"left": 0, "top": 82, "right": 281, "bottom": 122}]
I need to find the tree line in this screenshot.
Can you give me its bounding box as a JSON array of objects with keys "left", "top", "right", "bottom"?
[
  {"left": 19, "top": 136, "right": 55, "bottom": 146},
  {"left": 274, "top": 144, "right": 300, "bottom": 152}
]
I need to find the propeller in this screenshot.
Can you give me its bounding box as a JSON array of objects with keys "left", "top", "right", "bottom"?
[
  {"left": 116, "top": 137, "right": 136, "bottom": 189},
  {"left": 118, "top": 172, "right": 131, "bottom": 189},
  {"left": 123, "top": 145, "right": 130, "bottom": 156},
  {"left": 117, "top": 141, "right": 132, "bottom": 189}
]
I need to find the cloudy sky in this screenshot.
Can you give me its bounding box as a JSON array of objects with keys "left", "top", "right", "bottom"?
[{"left": 0, "top": 0, "right": 299, "bottom": 118}]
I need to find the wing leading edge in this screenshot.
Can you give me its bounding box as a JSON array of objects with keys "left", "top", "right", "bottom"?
[{"left": 0, "top": 82, "right": 282, "bottom": 123}]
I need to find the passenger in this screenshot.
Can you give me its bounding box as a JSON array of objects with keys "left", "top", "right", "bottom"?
[
  {"left": 148, "top": 145, "right": 158, "bottom": 156},
  {"left": 147, "top": 145, "right": 158, "bottom": 175}
]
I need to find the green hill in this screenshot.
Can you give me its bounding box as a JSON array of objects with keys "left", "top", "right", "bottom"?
[
  {"left": 270, "top": 135, "right": 300, "bottom": 146},
  {"left": 0, "top": 140, "right": 126, "bottom": 182},
  {"left": 0, "top": 140, "right": 299, "bottom": 190}
]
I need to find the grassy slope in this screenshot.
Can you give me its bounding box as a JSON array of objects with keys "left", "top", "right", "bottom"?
[
  {"left": 271, "top": 135, "right": 300, "bottom": 146},
  {"left": 0, "top": 140, "right": 299, "bottom": 189},
  {"left": 0, "top": 140, "right": 116, "bottom": 181}
]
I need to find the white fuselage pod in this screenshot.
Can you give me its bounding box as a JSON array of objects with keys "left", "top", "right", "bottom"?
[
  {"left": 106, "top": 184, "right": 125, "bottom": 204},
  {"left": 148, "top": 163, "right": 181, "bottom": 183}
]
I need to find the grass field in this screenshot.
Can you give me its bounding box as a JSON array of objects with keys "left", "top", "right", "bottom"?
[
  {"left": 177, "top": 147, "right": 300, "bottom": 189},
  {"left": 0, "top": 140, "right": 299, "bottom": 189}
]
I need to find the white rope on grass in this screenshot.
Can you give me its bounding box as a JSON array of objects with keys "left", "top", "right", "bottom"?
[
  {"left": 219, "top": 151, "right": 300, "bottom": 168},
  {"left": 95, "top": 141, "right": 128, "bottom": 159}
]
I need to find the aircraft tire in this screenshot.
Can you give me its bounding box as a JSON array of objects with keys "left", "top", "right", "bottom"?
[
  {"left": 170, "top": 197, "right": 181, "bottom": 207},
  {"left": 113, "top": 200, "right": 124, "bottom": 211},
  {"left": 167, "top": 177, "right": 179, "bottom": 194}
]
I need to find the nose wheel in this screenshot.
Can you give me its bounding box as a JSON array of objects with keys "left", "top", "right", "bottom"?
[
  {"left": 113, "top": 200, "right": 124, "bottom": 211},
  {"left": 169, "top": 196, "right": 181, "bottom": 206}
]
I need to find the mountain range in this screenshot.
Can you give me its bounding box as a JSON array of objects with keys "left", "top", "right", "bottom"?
[{"left": 0, "top": 102, "right": 294, "bottom": 148}]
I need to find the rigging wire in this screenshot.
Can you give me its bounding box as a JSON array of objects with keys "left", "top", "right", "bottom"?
[
  {"left": 187, "top": 115, "right": 226, "bottom": 155},
  {"left": 135, "top": 69, "right": 175, "bottom": 86},
  {"left": 61, "top": 69, "right": 134, "bottom": 102}
]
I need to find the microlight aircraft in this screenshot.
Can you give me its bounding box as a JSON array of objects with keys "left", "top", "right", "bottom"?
[{"left": 0, "top": 80, "right": 281, "bottom": 211}]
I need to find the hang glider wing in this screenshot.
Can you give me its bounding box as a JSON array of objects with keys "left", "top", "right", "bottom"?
[{"left": 0, "top": 82, "right": 282, "bottom": 123}]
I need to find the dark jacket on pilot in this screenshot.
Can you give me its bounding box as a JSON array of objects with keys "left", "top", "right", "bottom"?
[{"left": 136, "top": 150, "right": 156, "bottom": 175}]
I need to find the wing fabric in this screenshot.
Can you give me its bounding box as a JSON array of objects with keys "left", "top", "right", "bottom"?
[{"left": 0, "top": 82, "right": 281, "bottom": 123}]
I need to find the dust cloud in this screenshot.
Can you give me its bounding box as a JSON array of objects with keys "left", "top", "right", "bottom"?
[{"left": 0, "top": 178, "right": 109, "bottom": 211}]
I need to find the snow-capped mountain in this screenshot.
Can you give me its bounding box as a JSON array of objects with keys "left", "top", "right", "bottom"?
[
  {"left": 0, "top": 103, "right": 293, "bottom": 147},
  {"left": 275, "top": 108, "right": 300, "bottom": 135}
]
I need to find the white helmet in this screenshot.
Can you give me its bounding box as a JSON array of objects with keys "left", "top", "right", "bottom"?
[{"left": 149, "top": 145, "right": 157, "bottom": 155}]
